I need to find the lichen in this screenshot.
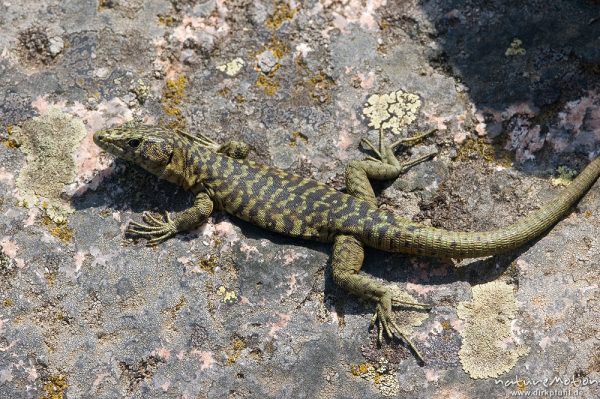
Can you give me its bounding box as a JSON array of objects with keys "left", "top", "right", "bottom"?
[
  {"left": 265, "top": 1, "right": 297, "bottom": 30},
  {"left": 217, "top": 57, "right": 246, "bottom": 77},
  {"left": 551, "top": 165, "right": 577, "bottom": 187},
  {"left": 363, "top": 90, "right": 422, "bottom": 134},
  {"left": 455, "top": 138, "right": 513, "bottom": 167},
  {"left": 306, "top": 71, "right": 335, "bottom": 104},
  {"left": 256, "top": 75, "right": 280, "bottom": 96},
  {"left": 350, "top": 360, "right": 400, "bottom": 397},
  {"left": 226, "top": 337, "right": 247, "bottom": 364},
  {"left": 505, "top": 38, "right": 526, "bottom": 57},
  {"left": 457, "top": 281, "right": 528, "bottom": 379},
  {"left": 289, "top": 131, "right": 308, "bottom": 146},
  {"left": 161, "top": 74, "right": 188, "bottom": 130},
  {"left": 41, "top": 374, "right": 68, "bottom": 399},
  {"left": 217, "top": 286, "right": 238, "bottom": 304},
  {"left": 14, "top": 109, "right": 87, "bottom": 224},
  {"left": 41, "top": 214, "right": 74, "bottom": 244}
]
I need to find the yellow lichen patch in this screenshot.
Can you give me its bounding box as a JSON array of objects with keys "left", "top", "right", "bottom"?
[
  {"left": 306, "top": 71, "right": 335, "bottom": 104},
  {"left": 551, "top": 165, "right": 577, "bottom": 187},
  {"left": 217, "top": 57, "right": 246, "bottom": 77},
  {"left": 41, "top": 374, "right": 68, "bottom": 399},
  {"left": 157, "top": 14, "right": 178, "bottom": 27},
  {"left": 289, "top": 131, "right": 308, "bottom": 146},
  {"left": 226, "top": 337, "right": 247, "bottom": 364},
  {"left": 349, "top": 361, "right": 399, "bottom": 397},
  {"left": 363, "top": 90, "right": 422, "bottom": 134},
  {"left": 217, "top": 285, "right": 238, "bottom": 304},
  {"left": 161, "top": 74, "right": 188, "bottom": 130},
  {"left": 455, "top": 138, "right": 513, "bottom": 167},
  {"left": 14, "top": 109, "right": 87, "bottom": 224},
  {"left": 505, "top": 38, "right": 526, "bottom": 57},
  {"left": 266, "top": 37, "right": 289, "bottom": 60},
  {"left": 198, "top": 255, "right": 218, "bottom": 273},
  {"left": 41, "top": 215, "right": 74, "bottom": 243},
  {"left": 265, "top": 1, "right": 297, "bottom": 30},
  {"left": 457, "top": 281, "right": 528, "bottom": 379},
  {"left": 2, "top": 126, "right": 20, "bottom": 149},
  {"left": 3, "top": 298, "right": 13, "bottom": 307},
  {"left": 256, "top": 75, "right": 280, "bottom": 96}
]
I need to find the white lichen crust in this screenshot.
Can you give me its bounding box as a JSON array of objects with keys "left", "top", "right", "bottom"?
[
  {"left": 457, "top": 281, "right": 529, "bottom": 379},
  {"left": 362, "top": 90, "right": 422, "bottom": 134}
]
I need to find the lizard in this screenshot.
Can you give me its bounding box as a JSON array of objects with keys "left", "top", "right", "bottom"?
[{"left": 93, "top": 120, "right": 600, "bottom": 362}]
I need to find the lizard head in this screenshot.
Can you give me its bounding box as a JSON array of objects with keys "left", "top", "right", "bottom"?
[{"left": 93, "top": 121, "right": 177, "bottom": 176}]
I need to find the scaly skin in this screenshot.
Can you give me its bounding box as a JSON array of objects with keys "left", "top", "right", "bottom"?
[{"left": 93, "top": 121, "right": 600, "bottom": 362}]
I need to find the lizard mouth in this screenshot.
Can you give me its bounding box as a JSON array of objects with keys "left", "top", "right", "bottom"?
[{"left": 93, "top": 131, "right": 126, "bottom": 157}]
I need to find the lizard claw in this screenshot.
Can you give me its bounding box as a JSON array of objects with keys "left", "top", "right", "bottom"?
[
  {"left": 126, "top": 212, "right": 177, "bottom": 246},
  {"left": 369, "top": 292, "right": 427, "bottom": 363}
]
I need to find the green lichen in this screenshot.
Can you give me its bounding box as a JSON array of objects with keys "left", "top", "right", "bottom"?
[
  {"left": 363, "top": 90, "right": 422, "bottom": 134},
  {"left": 14, "top": 109, "right": 87, "bottom": 224},
  {"left": 217, "top": 57, "right": 246, "bottom": 77},
  {"left": 505, "top": 38, "right": 526, "bottom": 57},
  {"left": 551, "top": 165, "right": 577, "bottom": 187},
  {"left": 217, "top": 285, "right": 238, "bottom": 304},
  {"left": 457, "top": 281, "right": 528, "bottom": 379}
]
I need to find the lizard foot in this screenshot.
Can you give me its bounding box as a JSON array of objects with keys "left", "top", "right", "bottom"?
[
  {"left": 369, "top": 291, "right": 431, "bottom": 363},
  {"left": 126, "top": 211, "right": 178, "bottom": 246},
  {"left": 361, "top": 128, "right": 437, "bottom": 165}
]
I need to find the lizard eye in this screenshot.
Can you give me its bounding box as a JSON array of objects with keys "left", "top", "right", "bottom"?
[{"left": 127, "top": 139, "right": 141, "bottom": 148}]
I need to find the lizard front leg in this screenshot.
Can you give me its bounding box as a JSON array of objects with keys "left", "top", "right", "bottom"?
[
  {"left": 126, "top": 192, "right": 213, "bottom": 246},
  {"left": 346, "top": 129, "right": 437, "bottom": 205},
  {"left": 217, "top": 140, "right": 251, "bottom": 159},
  {"left": 332, "top": 235, "right": 430, "bottom": 362}
]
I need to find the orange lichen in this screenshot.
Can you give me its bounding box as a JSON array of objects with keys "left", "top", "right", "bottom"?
[{"left": 256, "top": 75, "right": 280, "bottom": 96}]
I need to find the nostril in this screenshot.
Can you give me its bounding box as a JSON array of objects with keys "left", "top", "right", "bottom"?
[{"left": 96, "top": 134, "right": 105, "bottom": 141}]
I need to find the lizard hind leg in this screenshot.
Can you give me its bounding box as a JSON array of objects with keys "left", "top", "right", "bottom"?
[{"left": 332, "top": 235, "right": 430, "bottom": 363}]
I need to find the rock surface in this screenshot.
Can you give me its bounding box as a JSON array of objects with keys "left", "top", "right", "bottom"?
[{"left": 0, "top": 0, "right": 599, "bottom": 398}]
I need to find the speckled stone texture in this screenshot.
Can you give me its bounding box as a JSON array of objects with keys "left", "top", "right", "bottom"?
[{"left": 0, "top": 1, "right": 599, "bottom": 398}]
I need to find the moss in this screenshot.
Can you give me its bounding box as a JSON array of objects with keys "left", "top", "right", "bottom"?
[
  {"left": 363, "top": 90, "right": 422, "bottom": 134},
  {"left": 161, "top": 75, "right": 188, "bottom": 130},
  {"left": 455, "top": 138, "right": 513, "bottom": 167},
  {"left": 41, "top": 374, "right": 68, "bottom": 399},
  {"left": 265, "top": 1, "right": 297, "bottom": 30},
  {"left": 457, "top": 281, "right": 528, "bottom": 379},
  {"left": 256, "top": 75, "right": 280, "bottom": 96}
]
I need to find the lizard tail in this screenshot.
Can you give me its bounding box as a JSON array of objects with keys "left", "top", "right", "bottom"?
[{"left": 387, "top": 157, "right": 600, "bottom": 258}]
